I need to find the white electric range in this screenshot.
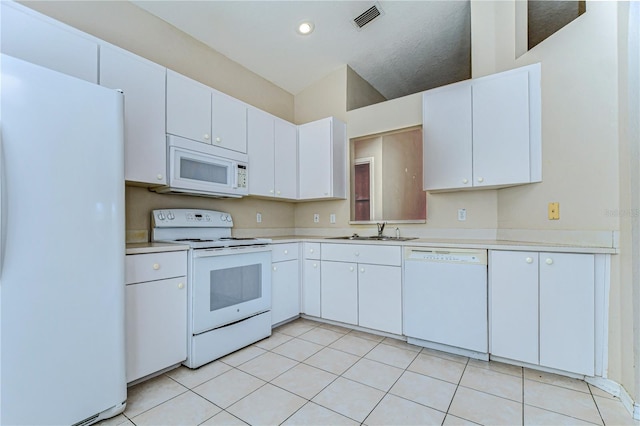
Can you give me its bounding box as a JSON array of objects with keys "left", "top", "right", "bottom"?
[{"left": 152, "top": 209, "right": 272, "bottom": 368}]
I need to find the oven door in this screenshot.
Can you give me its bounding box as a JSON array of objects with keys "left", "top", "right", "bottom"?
[{"left": 192, "top": 246, "right": 271, "bottom": 334}]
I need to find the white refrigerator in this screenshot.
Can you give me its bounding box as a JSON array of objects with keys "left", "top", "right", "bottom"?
[{"left": 0, "top": 54, "right": 127, "bottom": 424}]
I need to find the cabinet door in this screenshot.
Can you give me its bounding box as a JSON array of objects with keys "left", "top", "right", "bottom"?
[
  {"left": 100, "top": 45, "right": 166, "bottom": 185},
  {"left": 212, "top": 91, "right": 247, "bottom": 153},
  {"left": 166, "top": 70, "right": 212, "bottom": 143},
  {"left": 358, "top": 264, "right": 402, "bottom": 334},
  {"left": 321, "top": 261, "right": 358, "bottom": 325},
  {"left": 247, "top": 108, "right": 275, "bottom": 197},
  {"left": 274, "top": 119, "right": 298, "bottom": 199},
  {"left": 302, "top": 259, "right": 321, "bottom": 317},
  {"left": 539, "top": 253, "right": 595, "bottom": 376},
  {"left": 125, "top": 277, "right": 187, "bottom": 383},
  {"left": 1, "top": 2, "right": 98, "bottom": 83},
  {"left": 271, "top": 260, "right": 300, "bottom": 325},
  {"left": 422, "top": 82, "right": 473, "bottom": 191},
  {"left": 489, "top": 250, "right": 539, "bottom": 365},
  {"left": 472, "top": 70, "right": 531, "bottom": 187},
  {"left": 298, "top": 119, "right": 332, "bottom": 199}
]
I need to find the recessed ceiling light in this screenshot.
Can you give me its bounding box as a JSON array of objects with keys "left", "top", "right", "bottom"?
[{"left": 297, "top": 21, "right": 314, "bottom": 35}]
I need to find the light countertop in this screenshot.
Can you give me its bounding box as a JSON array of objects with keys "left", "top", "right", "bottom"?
[
  {"left": 126, "top": 242, "right": 190, "bottom": 255},
  {"left": 266, "top": 236, "right": 617, "bottom": 254}
]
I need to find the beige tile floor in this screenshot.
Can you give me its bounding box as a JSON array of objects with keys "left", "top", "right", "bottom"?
[{"left": 101, "top": 318, "right": 638, "bottom": 426}]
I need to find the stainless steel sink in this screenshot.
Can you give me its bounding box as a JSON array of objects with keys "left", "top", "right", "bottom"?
[{"left": 327, "top": 235, "right": 418, "bottom": 242}]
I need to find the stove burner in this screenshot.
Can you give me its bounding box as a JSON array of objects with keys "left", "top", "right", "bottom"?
[{"left": 174, "top": 238, "right": 216, "bottom": 242}]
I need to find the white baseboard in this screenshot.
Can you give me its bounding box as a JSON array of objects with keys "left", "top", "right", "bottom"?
[{"left": 585, "top": 376, "right": 639, "bottom": 420}]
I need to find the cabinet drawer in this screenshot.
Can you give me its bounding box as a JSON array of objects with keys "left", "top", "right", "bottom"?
[
  {"left": 125, "top": 251, "right": 187, "bottom": 284},
  {"left": 272, "top": 243, "right": 299, "bottom": 263},
  {"left": 303, "top": 243, "right": 321, "bottom": 259},
  {"left": 321, "top": 243, "right": 401, "bottom": 266}
]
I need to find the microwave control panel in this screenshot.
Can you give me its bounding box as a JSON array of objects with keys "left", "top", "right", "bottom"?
[{"left": 237, "top": 165, "right": 248, "bottom": 189}]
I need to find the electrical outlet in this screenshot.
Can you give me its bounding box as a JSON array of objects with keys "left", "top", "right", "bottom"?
[
  {"left": 313, "top": 213, "right": 320, "bottom": 223},
  {"left": 458, "top": 208, "right": 467, "bottom": 221},
  {"left": 330, "top": 213, "right": 336, "bottom": 224},
  {"left": 548, "top": 202, "right": 560, "bottom": 220},
  {"left": 256, "top": 213, "right": 262, "bottom": 223}
]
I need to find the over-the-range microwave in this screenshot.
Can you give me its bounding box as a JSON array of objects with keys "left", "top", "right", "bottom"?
[{"left": 152, "top": 134, "right": 248, "bottom": 198}]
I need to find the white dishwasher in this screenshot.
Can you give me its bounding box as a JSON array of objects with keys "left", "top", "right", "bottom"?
[{"left": 403, "top": 247, "right": 488, "bottom": 359}]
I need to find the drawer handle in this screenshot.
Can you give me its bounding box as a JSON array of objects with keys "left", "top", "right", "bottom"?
[
  {"left": 178, "top": 282, "right": 184, "bottom": 289},
  {"left": 525, "top": 257, "right": 533, "bottom": 264},
  {"left": 152, "top": 263, "right": 160, "bottom": 270},
  {"left": 545, "top": 258, "right": 553, "bottom": 265}
]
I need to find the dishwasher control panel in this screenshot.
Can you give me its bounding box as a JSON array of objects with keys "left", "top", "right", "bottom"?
[{"left": 405, "top": 248, "right": 487, "bottom": 265}]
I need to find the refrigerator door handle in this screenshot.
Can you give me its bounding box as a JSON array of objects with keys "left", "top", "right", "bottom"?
[{"left": 0, "top": 124, "right": 5, "bottom": 276}]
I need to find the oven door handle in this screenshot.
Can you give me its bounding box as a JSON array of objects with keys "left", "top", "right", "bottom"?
[{"left": 192, "top": 245, "right": 272, "bottom": 258}]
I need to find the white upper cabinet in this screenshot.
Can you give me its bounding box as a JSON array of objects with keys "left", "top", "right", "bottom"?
[
  {"left": 274, "top": 119, "right": 298, "bottom": 199},
  {"left": 472, "top": 70, "right": 532, "bottom": 187},
  {"left": 100, "top": 44, "right": 167, "bottom": 185},
  {"left": 1, "top": 2, "right": 98, "bottom": 83},
  {"left": 167, "top": 70, "right": 248, "bottom": 153},
  {"left": 211, "top": 91, "right": 247, "bottom": 153},
  {"left": 247, "top": 108, "right": 275, "bottom": 197},
  {"left": 247, "top": 109, "right": 297, "bottom": 199},
  {"left": 422, "top": 82, "right": 473, "bottom": 190},
  {"left": 298, "top": 117, "right": 347, "bottom": 200},
  {"left": 423, "top": 63, "right": 541, "bottom": 192},
  {"left": 166, "top": 70, "right": 213, "bottom": 144}
]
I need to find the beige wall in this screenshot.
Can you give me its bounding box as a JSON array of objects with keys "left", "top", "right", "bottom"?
[{"left": 346, "top": 66, "right": 387, "bottom": 111}]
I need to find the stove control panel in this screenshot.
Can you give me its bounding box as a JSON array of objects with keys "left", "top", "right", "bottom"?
[{"left": 152, "top": 209, "right": 233, "bottom": 228}]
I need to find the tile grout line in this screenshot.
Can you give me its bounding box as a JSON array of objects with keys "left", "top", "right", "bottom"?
[{"left": 441, "top": 354, "right": 471, "bottom": 425}]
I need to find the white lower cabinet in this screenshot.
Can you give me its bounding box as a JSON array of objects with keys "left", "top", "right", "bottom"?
[
  {"left": 320, "top": 243, "right": 402, "bottom": 333},
  {"left": 321, "top": 260, "right": 359, "bottom": 325},
  {"left": 358, "top": 264, "right": 402, "bottom": 334},
  {"left": 302, "top": 243, "right": 321, "bottom": 317},
  {"left": 125, "top": 250, "right": 187, "bottom": 383},
  {"left": 489, "top": 250, "right": 595, "bottom": 376},
  {"left": 271, "top": 243, "right": 300, "bottom": 325}
]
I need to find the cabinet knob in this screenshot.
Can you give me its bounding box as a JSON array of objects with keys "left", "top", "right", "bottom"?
[
  {"left": 545, "top": 258, "right": 554, "bottom": 265},
  {"left": 277, "top": 191, "right": 281, "bottom": 195},
  {"left": 462, "top": 178, "right": 469, "bottom": 184},
  {"left": 215, "top": 137, "right": 221, "bottom": 143},
  {"left": 269, "top": 189, "right": 274, "bottom": 194},
  {"left": 360, "top": 267, "right": 365, "bottom": 273},
  {"left": 273, "top": 266, "right": 277, "bottom": 271},
  {"left": 284, "top": 250, "right": 288, "bottom": 254},
  {"left": 152, "top": 263, "right": 160, "bottom": 270},
  {"left": 178, "top": 282, "right": 184, "bottom": 289},
  {"left": 525, "top": 257, "right": 533, "bottom": 264},
  {"left": 203, "top": 133, "right": 210, "bottom": 140},
  {"left": 354, "top": 252, "right": 360, "bottom": 256},
  {"left": 156, "top": 174, "right": 163, "bottom": 180},
  {"left": 309, "top": 248, "right": 315, "bottom": 254},
  {"left": 349, "top": 266, "right": 354, "bottom": 272},
  {"left": 313, "top": 263, "right": 318, "bottom": 268},
  {"left": 477, "top": 177, "right": 484, "bottom": 183}
]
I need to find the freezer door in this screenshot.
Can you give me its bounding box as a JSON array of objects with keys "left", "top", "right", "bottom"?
[{"left": 0, "top": 55, "right": 126, "bottom": 425}]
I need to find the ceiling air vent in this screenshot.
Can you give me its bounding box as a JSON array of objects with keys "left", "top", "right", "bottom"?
[{"left": 353, "top": 3, "right": 384, "bottom": 29}]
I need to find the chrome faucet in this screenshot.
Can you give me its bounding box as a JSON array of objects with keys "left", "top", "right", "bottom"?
[{"left": 376, "top": 222, "right": 386, "bottom": 237}]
